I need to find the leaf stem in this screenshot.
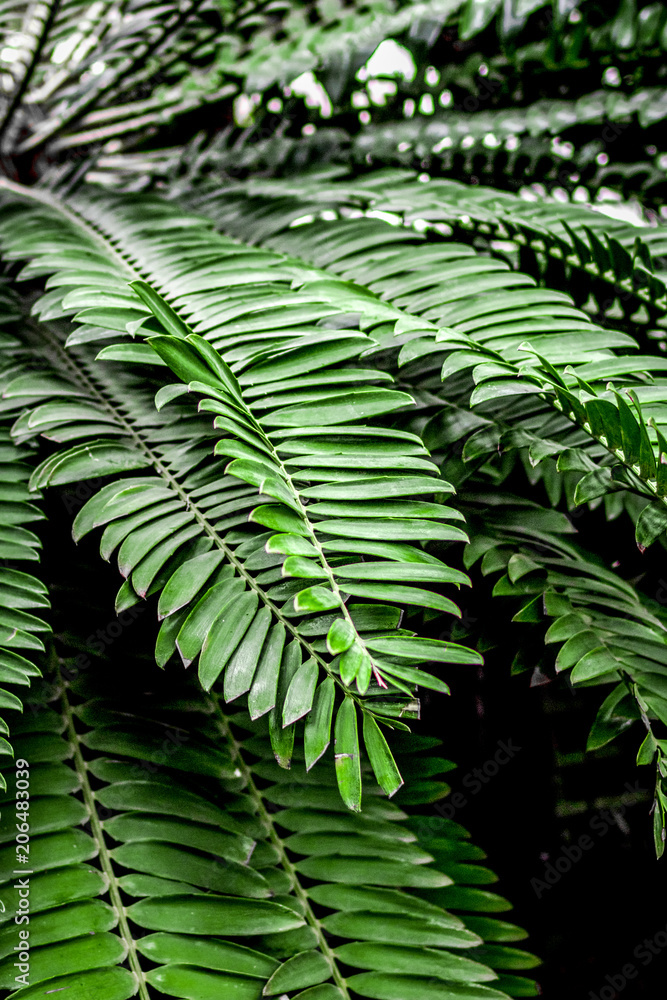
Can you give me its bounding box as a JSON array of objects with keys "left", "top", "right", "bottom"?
[
  {"left": 212, "top": 700, "right": 352, "bottom": 1000},
  {"left": 57, "top": 654, "right": 149, "bottom": 999},
  {"left": 29, "top": 319, "right": 370, "bottom": 716},
  {"left": 2, "top": 183, "right": 384, "bottom": 714}
]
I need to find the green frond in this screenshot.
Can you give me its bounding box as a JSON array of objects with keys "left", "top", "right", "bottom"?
[
  {"left": 0, "top": 184, "right": 487, "bottom": 800},
  {"left": 186, "top": 180, "right": 667, "bottom": 545},
  {"left": 3, "top": 0, "right": 667, "bottom": 987},
  {"left": 145, "top": 177, "right": 667, "bottom": 849},
  {"left": 462, "top": 487, "right": 667, "bottom": 853},
  {"left": 0, "top": 648, "right": 537, "bottom": 998},
  {"left": 1, "top": 176, "right": 665, "bottom": 818},
  {"left": 0, "top": 0, "right": 62, "bottom": 151},
  {"left": 0, "top": 282, "right": 49, "bottom": 774},
  {"left": 188, "top": 169, "right": 667, "bottom": 336}
]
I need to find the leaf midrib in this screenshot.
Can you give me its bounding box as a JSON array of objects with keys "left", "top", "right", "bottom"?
[
  {"left": 58, "top": 655, "right": 148, "bottom": 998},
  {"left": 7, "top": 182, "right": 396, "bottom": 713},
  {"left": 212, "top": 698, "right": 351, "bottom": 1000},
  {"left": 32, "top": 320, "right": 347, "bottom": 701}
]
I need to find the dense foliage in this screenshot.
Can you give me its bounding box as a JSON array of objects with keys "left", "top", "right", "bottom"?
[{"left": 0, "top": 1, "right": 666, "bottom": 997}]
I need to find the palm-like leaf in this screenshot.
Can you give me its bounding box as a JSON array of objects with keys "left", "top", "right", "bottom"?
[
  {"left": 79, "top": 0, "right": 667, "bottom": 206},
  {"left": 172, "top": 174, "right": 667, "bottom": 845},
  {"left": 0, "top": 175, "right": 665, "bottom": 825},
  {"left": 2, "top": 0, "right": 667, "bottom": 990},
  {"left": 0, "top": 280, "right": 49, "bottom": 772},
  {"left": 459, "top": 488, "right": 667, "bottom": 849},
  {"left": 204, "top": 171, "right": 667, "bottom": 338},
  {"left": 0, "top": 183, "right": 487, "bottom": 800},
  {"left": 0, "top": 0, "right": 505, "bottom": 174},
  {"left": 190, "top": 178, "right": 667, "bottom": 544},
  {"left": 0, "top": 647, "right": 537, "bottom": 999}
]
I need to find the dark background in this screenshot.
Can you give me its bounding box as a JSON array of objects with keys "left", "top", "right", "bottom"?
[{"left": 421, "top": 560, "right": 667, "bottom": 1000}]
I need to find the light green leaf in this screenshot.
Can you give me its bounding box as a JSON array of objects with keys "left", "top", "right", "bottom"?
[
  {"left": 6, "top": 967, "right": 137, "bottom": 1000},
  {"left": 346, "top": 971, "right": 508, "bottom": 999},
  {"left": 294, "top": 586, "right": 340, "bottom": 613},
  {"left": 334, "top": 697, "right": 361, "bottom": 812},
  {"left": 199, "top": 592, "right": 260, "bottom": 691},
  {"left": 137, "top": 933, "right": 276, "bottom": 977},
  {"left": 128, "top": 895, "right": 304, "bottom": 935},
  {"left": 263, "top": 950, "right": 332, "bottom": 995},
  {"left": 250, "top": 504, "right": 308, "bottom": 534},
  {"left": 145, "top": 964, "right": 264, "bottom": 999},
  {"left": 301, "top": 477, "right": 450, "bottom": 501},
  {"left": 327, "top": 619, "right": 356, "bottom": 656},
  {"left": 283, "top": 657, "right": 318, "bottom": 726},
  {"left": 334, "top": 943, "right": 496, "bottom": 982},
  {"left": 130, "top": 279, "right": 192, "bottom": 338},
  {"left": 365, "top": 637, "right": 483, "bottom": 665},
  {"left": 304, "top": 677, "right": 336, "bottom": 770},
  {"left": 362, "top": 713, "right": 403, "bottom": 797},
  {"left": 148, "top": 335, "right": 225, "bottom": 389},
  {"left": 339, "top": 643, "right": 364, "bottom": 688}
]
